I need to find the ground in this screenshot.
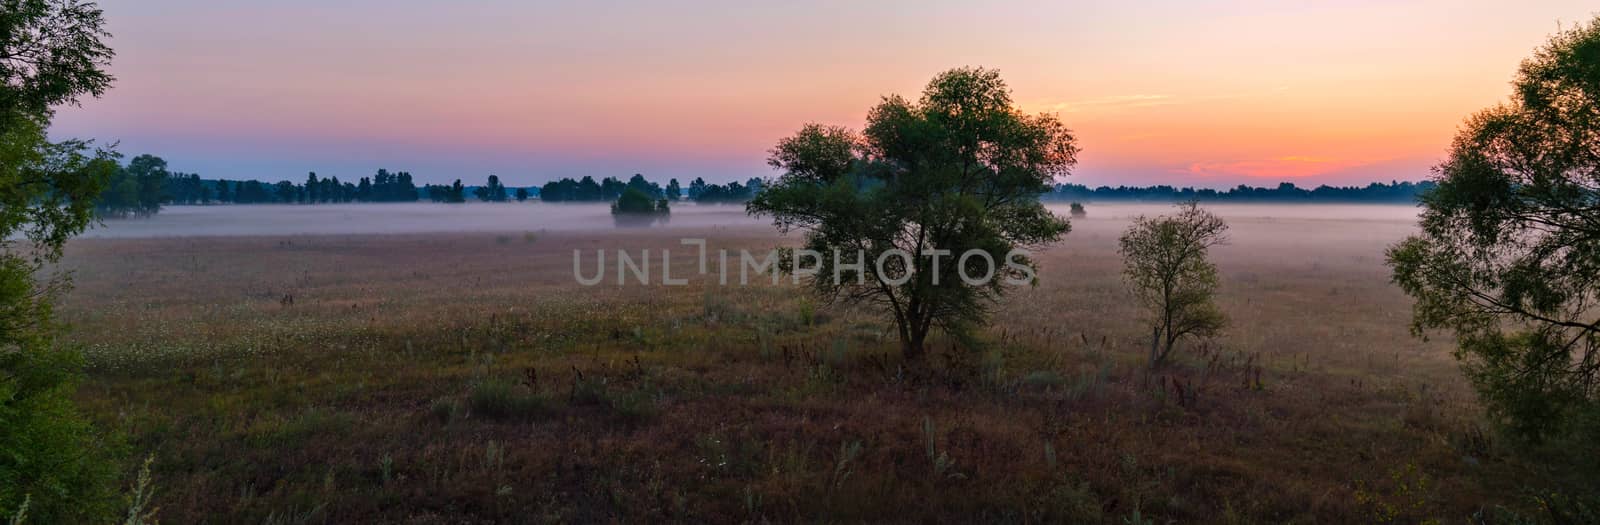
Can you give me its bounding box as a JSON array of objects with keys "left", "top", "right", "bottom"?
[{"left": 53, "top": 207, "right": 1549, "bottom": 523}]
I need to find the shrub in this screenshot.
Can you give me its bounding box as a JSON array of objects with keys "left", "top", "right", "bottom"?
[
  {"left": 611, "top": 187, "right": 668, "bottom": 215},
  {"left": 0, "top": 345, "right": 119, "bottom": 523}
]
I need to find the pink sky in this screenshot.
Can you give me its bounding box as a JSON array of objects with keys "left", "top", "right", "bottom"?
[{"left": 49, "top": 1, "right": 1600, "bottom": 187}]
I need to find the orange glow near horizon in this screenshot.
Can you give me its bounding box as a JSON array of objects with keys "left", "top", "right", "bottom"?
[{"left": 47, "top": 1, "right": 1600, "bottom": 187}]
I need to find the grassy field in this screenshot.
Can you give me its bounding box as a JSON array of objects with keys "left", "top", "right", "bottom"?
[{"left": 54, "top": 210, "right": 1550, "bottom": 523}]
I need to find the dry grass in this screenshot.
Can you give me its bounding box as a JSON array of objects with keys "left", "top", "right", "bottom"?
[{"left": 52, "top": 214, "right": 1547, "bottom": 523}]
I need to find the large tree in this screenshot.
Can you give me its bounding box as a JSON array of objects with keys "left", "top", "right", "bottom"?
[
  {"left": 0, "top": 0, "right": 121, "bottom": 521},
  {"left": 1388, "top": 18, "right": 1600, "bottom": 450},
  {"left": 749, "top": 67, "right": 1076, "bottom": 360}
]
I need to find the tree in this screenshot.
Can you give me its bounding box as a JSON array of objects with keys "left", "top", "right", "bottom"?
[
  {"left": 1, "top": 0, "right": 122, "bottom": 521},
  {"left": 515, "top": 187, "right": 529, "bottom": 202},
  {"left": 0, "top": 0, "right": 114, "bottom": 121},
  {"left": 666, "top": 178, "right": 681, "bottom": 200},
  {"left": 441, "top": 179, "right": 465, "bottom": 203},
  {"left": 688, "top": 177, "right": 706, "bottom": 200},
  {"left": 1388, "top": 18, "right": 1600, "bottom": 449},
  {"left": 577, "top": 176, "right": 601, "bottom": 200},
  {"left": 305, "top": 172, "right": 319, "bottom": 203},
  {"left": 749, "top": 67, "right": 1076, "bottom": 360},
  {"left": 1118, "top": 202, "right": 1228, "bottom": 369},
  {"left": 612, "top": 186, "right": 668, "bottom": 215},
  {"left": 476, "top": 174, "right": 508, "bottom": 202}
]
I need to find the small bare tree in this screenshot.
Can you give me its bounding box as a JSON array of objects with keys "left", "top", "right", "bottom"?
[{"left": 1118, "top": 202, "right": 1228, "bottom": 368}]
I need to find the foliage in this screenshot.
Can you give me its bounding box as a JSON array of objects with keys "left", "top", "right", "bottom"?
[
  {"left": 1118, "top": 201, "right": 1228, "bottom": 368},
  {"left": 473, "top": 174, "right": 508, "bottom": 202},
  {"left": 0, "top": 1, "right": 122, "bottom": 521},
  {"left": 665, "top": 178, "right": 681, "bottom": 200},
  {"left": 688, "top": 176, "right": 762, "bottom": 203},
  {"left": 749, "top": 67, "right": 1075, "bottom": 359},
  {"left": 95, "top": 153, "right": 166, "bottom": 218},
  {"left": 543, "top": 174, "right": 662, "bottom": 202},
  {"left": 541, "top": 173, "right": 755, "bottom": 203},
  {"left": 425, "top": 179, "right": 466, "bottom": 203},
  {"left": 610, "top": 187, "right": 669, "bottom": 215},
  {"left": 1387, "top": 17, "right": 1600, "bottom": 457},
  {"left": 0, "top": 0, "right": 114, "bottom": 121}
]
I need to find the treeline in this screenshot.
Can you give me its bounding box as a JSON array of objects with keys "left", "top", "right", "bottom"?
[
  {"left": 218, "top": 168, "right": 422, "bottom": 204},
  {"left": 420, "top": 176, "right": 529, "bottom": 203},
  {"left": 1049, "top": 181, "right": 1435, "bottom": 203},
  {"left": 687, "top": 177, "right": 763, "bottom": 202},
  {"left": 94, "top": 155, "right": 550, "bottom": 216},
  {"left": 541, "top": 174, "right": 763, "bottom": 203},
  {"left": 97, "top": 153, "right": 1430, "bottom": 221}
]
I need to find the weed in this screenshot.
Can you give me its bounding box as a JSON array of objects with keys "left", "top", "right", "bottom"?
[
  {"left": 483, "top": 441, "right": 504, "bottom": 473},
  {"left": 1033, "top": 480, "right": 1101, "bottom": 523},
  {"left": 832, "top": 440, "right": 863, "bottom": 489},
  {"left": 429, "top": 397, "right": 461, "bottom": 425},
  {"left": 923, "top": 417, "right": 962, "bottom": 480},
  {"left": 7, "top": 496, "right": 26, "bottom": 525},
  {"left": 469, "top": 379, "right": 549, "bottom": 421},
  {"left": 1023, "top": 370, "right": 1066, "bottom": 390},
  {"left": 261, "top": 503, "right": 327, "bottom": 525},
  {"left": 379, "top": 454, "right": 394, "bottom": 485},
  {"left": 122, "top": 456, "right": 158, "bottom": 525},
  {"left": 607, "top": 386, "right": 661, "bottom": 422},
  {"left": 1066, "top": 362, "right": 1112, "bottom": 401},
  {"left": 1355, "top": 462, "right": 1439, "bottom": 524}
]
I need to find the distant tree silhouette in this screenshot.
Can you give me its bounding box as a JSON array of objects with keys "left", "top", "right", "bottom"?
[
  {"left": 611, "top": 187, "right": 668, "bottom": 215},
  {"left": 666, "top": 178, "right": 681, "bottom": 200},
  {"left": 96, "top": 154, "right": 168, "bottom": 217},
  {"left": 475, "top": 174, "right": 508, "bottom": 202},
  {"left": 1048, "top": 180, "right": 1434, "bottom": 203},
  {"left": 515, "top": 187, "right": 529, "bottom": 202}
]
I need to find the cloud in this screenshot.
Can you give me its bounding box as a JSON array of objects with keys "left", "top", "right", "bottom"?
[
  {"left": 1182, "top": 156, "right": 1375, "bottom": 179},
  {"left": 1026, "top": 87, "right": 1289, "bottom": 115},
  {"left": 1027, "top": 94, "right": 1176, "bottom": 113}
]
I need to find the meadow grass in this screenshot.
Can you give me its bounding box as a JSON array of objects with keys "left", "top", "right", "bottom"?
[{"left": 51, "top": 217, "right": 1551, "bottom": 523}]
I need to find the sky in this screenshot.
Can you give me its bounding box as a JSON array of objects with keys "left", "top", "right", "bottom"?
[{"left": 48, "top": 1, "right": 1600, "bottom": 188}]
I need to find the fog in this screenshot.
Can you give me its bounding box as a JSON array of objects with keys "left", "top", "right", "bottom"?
[{"left": 78, "top": 202, "right": 1420, "bottom": 239}]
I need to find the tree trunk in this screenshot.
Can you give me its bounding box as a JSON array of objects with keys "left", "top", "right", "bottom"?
[
  {"left": 902, "top": 328, "right": 927, "bottom": 361},
  {"left": 1149, "top": 325, "right": 1161, "bottom": 369}
]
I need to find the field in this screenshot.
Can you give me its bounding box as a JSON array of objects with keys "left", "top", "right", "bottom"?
[{"left": 54, "top": 204, "right": 1545, "bottom": 523}]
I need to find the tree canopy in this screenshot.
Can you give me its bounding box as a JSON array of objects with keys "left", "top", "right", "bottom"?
[
  {"left": 749, "top": 67, "right": 1075, "bottom": 360},
  {"left": 1388, "top": 17, "right": 1600, "bottom": 452},
  {"left": 1, "top": 0, "right": 122, "bottom": 521}
]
